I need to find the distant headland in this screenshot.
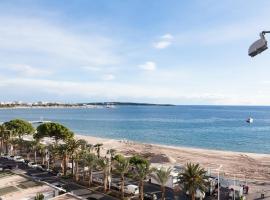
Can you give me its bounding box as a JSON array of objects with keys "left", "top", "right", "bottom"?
[{"left": 0, "top": 101, "right": 175, "bottom": 108}]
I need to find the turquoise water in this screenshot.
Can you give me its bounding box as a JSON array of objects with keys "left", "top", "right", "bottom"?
[{"left": 0, "top": 106, "right": 270, "bottom": 154}]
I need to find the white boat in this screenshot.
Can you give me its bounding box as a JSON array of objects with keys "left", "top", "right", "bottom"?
[{"left": 246, "top": 117, "right": 253, "bottom": 123}]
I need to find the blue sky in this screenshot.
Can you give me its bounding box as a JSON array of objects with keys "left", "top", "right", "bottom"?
[{"left": 0, "top": 0, "right": 270, "bottom": 105}]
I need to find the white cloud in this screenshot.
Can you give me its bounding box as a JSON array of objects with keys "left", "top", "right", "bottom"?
[
  {"left": 161, "top": 34, "right": 174, "bottom": 40},
  {"left": 82, "top": 66, "right": 101, "bottom": 71},
  {"left": 9, "top": 64, "right": 52, "bottom": 77},
  {"left": 154, "top": 33, "right": 174, "bottom": 49},
  {"left": 102, "top": 74, "right": 115, "bottom": 81},
  {"left": 1, "top": 77, "right": 269, "bottom": 105},
  {"left": 138, "top": 61, "right": 156, "bottom": 71},
  {"left": 0, "top": 16, "right": 121, "bottom": 67}
]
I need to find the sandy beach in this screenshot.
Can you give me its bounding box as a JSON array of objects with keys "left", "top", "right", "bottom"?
[{"left": 76, "top": 134, "right": 270, "bottom": 182}]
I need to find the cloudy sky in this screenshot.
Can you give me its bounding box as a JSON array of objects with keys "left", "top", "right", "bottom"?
[{"left": 0, "top": 0, "right": 270, "bottom": 105}]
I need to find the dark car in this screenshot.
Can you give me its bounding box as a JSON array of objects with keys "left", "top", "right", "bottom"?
[{"left": 144, "top": 192, "right": 159, "bottom": 200}]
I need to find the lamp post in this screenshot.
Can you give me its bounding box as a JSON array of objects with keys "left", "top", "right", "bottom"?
[
  {"left": 248, "top": 31, "right": 270, "bottom": 57},
  {"left": 216, "top": 165, "right": 223, "bottom": 200}
]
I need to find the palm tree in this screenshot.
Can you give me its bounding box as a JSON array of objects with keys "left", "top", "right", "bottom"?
[
  {"left": 151, "top": 167, "right": 172, "bottom": 200},
  {"left": 56, "top": 144, "right": 70, "bottom": 176},
  {"left": 179, "top": 163, "right": 208, "bottom": 200},
  {"left": 0, "top": 126, "right": 10, "bottom": 154},
  {"left": 97, "top": 157, "right": 110, "bottom": 192},
  {"left": 36, "top": 143, "right": 47, "bottom": 164},
  {"left": 94, "top": 143, "right": 103, "bottom": 158},
  {"left": 115, "top": 157, "right": 130, "bottom": 199},
  {"left": 134, "top": 161, "right": 155, "bottom": 200},
  {"left": 34, "top": 193, "right": 44, "bottom": 200},
  {"left": 84, "top": 153, "right": 97, "bottom": 187},
  {"left": 0, "top": 125, "right": 5, "bottom": 154},
  {"left": 66, "top": 138, "right": 87, "bottom": 176}
]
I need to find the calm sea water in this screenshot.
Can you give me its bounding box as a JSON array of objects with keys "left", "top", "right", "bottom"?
[{"left": 0, "top": 106, "right": 270, "bottom": 154}]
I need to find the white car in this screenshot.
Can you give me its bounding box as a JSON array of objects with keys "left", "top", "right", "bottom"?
[
  {"left": 14, "top": 156, "right": 24, "bottom": 163},
  {"left": 124, "top": 185, "right": 139, "bottom": 195},
  {"left": 1, "top": 154, "right": 10, "bottom": 159},
  {"left": 8, "top": 155, "right": 15, "bottom": 160},
  {"left": 28, "top": 162, "right": 38, "bottom": 168}
]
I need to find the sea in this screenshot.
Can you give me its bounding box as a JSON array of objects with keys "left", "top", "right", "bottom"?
[{"left": 0, "top": 105, "right": 270, "bottom": 154}]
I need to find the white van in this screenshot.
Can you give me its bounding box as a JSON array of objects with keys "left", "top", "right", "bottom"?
[{"left": 125, "top": 184, "right": 139, "bottom": 195}]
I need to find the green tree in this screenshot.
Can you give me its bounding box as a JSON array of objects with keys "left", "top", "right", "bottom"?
[
  {"left": 179, "top": 163, "right": 208, "bottom": 200},
  {"left": 56, "top": 144, "right": 70, "bottom": 176},
  {"left": 97, "top": 157, "right": 110, "bottom": 192},
  {"left": 0, "top": 125, "right": 6, "bottom": 154},
  {"left": 115, "top": 156, "right": 130, "bottom": 199},
  {"left": 3, "top": 119, "right": 34, "bottom": 139},
  {"left": 94, "top": 143, "right": 103, "bottom": 158},
  {"left": 34, "top": 193, "right": 44, "bottom": 200},
  {"left": 152, "top": 167, "right": 172, "bottom": 200},
  {"left": 130, "top": 155, "right": 149, "bottom": 166},
  {"left": 84, "top": 153, "right": 97, "bottom": 187},
  {"left": 134, "top": 160, "right": 155, "bottom": 200},
  {"left": 66, "top": 138, "right": 87, "bottom": 176},
  {"left": 35, "top": 122, "right": 74, "bottom": 144}
]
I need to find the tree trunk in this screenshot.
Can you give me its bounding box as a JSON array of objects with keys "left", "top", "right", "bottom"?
[
  {"left": 62, "top": 155, "right": 67, "bottom": 176},
  {"left": 34, "top": 150, "right": 37, "bottom": 163},
  {"left": 27, "top": 152, "right": 30, "bottom": 161},
  {"left": 161, "top": 186, "right": 165, "bottom": 200},
  {"left": 71, "top": 157, "right": 74, "bottom": 176},
  {"left": 5, "top": 142, "right": 8, "bottom": 154},
  {"left": 139, "top": 181, "right": 144, "bottom": 200},
  {"left": 121, "top": 175, "right": 125, "bottom": 199},
  {"left": 104, "top": 171, "right": 108, "bottom": 192},
  {"left": 42, "top": 156, "right": 45, "bottom": 165},
  {"left": 191, "top": 192, "right": 195, "bottom": 200},
  {"left": 75, "top": 161, "right": 79, "bottom": 181},
  {"left": 88, "top": 168, "right": 93, "bottom": 187}
]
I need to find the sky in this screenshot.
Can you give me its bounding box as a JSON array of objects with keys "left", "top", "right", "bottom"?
[{"left": 0, "top": 0, "right": 270, "bottom": 105}]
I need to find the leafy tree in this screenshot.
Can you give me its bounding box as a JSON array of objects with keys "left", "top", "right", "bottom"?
[
  {"left": 3, "top": 119, "right": 34, "bottom": 139},
  {"left": 115, "top": 157, "right": 130, "bottom": 199},
  {"left": 179, "top": 163, "right": 208, "bottom": 200},
  {"left": 134, "top": 161, "right": 155, "bottom": 200},
  {"left": 152, "top": 167, "right": 172, "bottom": 200},
  {"left": 130, "top": 155, "right": 149, "bottom": 166},
  {"left": 35, "top": 122, "right": 74, "bottom": 144}
]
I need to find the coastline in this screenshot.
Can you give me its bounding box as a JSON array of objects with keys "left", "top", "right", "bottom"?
[{"left": 76, "top": 134, "right": 270, "bottom": 182}]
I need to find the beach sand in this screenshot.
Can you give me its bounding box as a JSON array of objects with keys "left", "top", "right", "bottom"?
[
  {"left": 76, "top": 134, "right": 270, "bottom": 198},
  {"left": 76, "top": 134, "right": 270, "bottom": 182}
]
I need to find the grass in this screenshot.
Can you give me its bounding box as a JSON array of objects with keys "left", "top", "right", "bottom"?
[{"left": 0, "top": 186, "right": 18, "bottom": 196}]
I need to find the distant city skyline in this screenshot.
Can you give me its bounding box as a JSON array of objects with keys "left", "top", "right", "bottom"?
[{"left": 0, "top": 0, "right": 270, "bottom": 105}]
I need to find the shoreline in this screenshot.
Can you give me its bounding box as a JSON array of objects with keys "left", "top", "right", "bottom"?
[
  {"left": 76, "top": 134, "right": 270, "bottom": 182},
  {"left": 76, "top": 134, "right": 270, "bottom": 156}
]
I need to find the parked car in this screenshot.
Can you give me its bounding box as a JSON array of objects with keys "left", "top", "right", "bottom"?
[
  {"left": 14, "top": 156, "right": 25, "bottom": 163},
  {"left": 24, "top": 160, "right": 30, "bottom": 164},
  {"left": 144, "top": 192, "right": 159, "bottom": 200},
  {"left": 7, "top": 155, "right": 14, "bottom": 160},
  {"left": 124, "top": 185, "right": 139, "bottom": 195},
  {"left": 28, "top": 162, "right": 38, "bottom": 168},
  {"left": 36, "top": 164, "right": 46, "bottom": 171},
  {"left": 1, "top": 154, "right": 10, "bottom": 159},
  {"left": 0, "top": 164, "right": 13, "bottom": 170}
]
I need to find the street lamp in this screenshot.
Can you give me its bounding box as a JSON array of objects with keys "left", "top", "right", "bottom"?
[
  {"left": 248, "top": 31, "right": 270, "bottom": 57},
  {"left": 216, "top": 165, "right": 223, "bottom": 200}
]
